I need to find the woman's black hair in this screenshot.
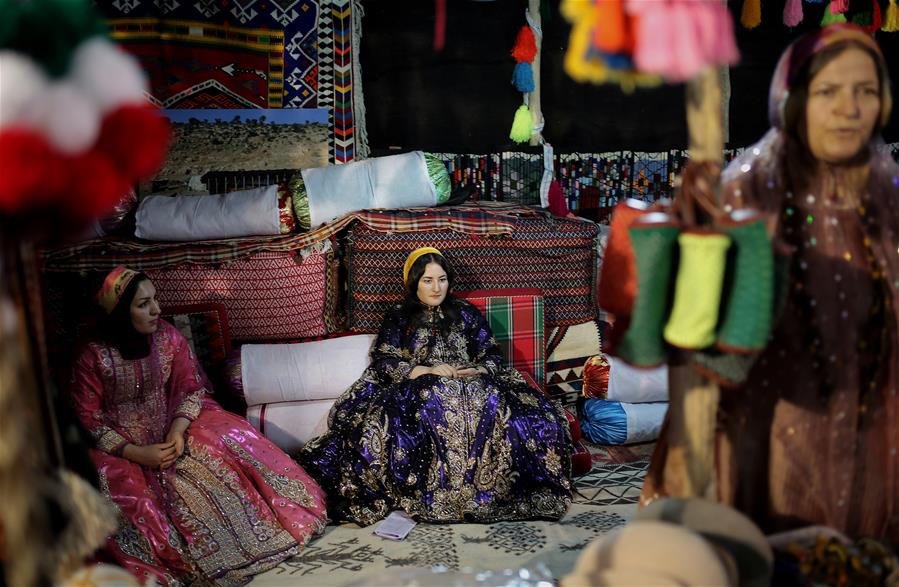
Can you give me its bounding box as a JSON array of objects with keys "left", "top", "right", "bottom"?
[
  {"left": 97, "top": 273, "right": 152, "bottom": 360},
  {"left": 783, "top": 40, "right": 887, "bottom": 145},
  {"left": 401, "top": 252, "right": 461, "bottom": 335}
]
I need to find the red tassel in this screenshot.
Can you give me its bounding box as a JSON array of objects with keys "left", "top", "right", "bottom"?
[
  {"left": 866, "top": 0, "right": 883, "bottom": 31},
  {"left": 830, "top": 0, "right": 849, "bottom": 12},
  {"left": 0, "top": 128, "right": 65, "bottom": 214},
  {"left": 583, "top": 354, "right": 611, "bottom": 399},
  {"left": 96, "top": 105, "right": 172, "bottom": 183},
  {"left": 511, "top": 25, "right": 537, "bottom": 63},
  {"left": 547, "top": 180, "right": 571, "bottom": 217},
  {"left": 434, "top": 0, "right": 446, "bottom": 52}
]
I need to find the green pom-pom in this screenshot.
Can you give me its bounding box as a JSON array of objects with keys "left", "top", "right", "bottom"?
[
  {"left": 821, "top": 2, "right": 848, "bottom": 24},
  {"left": 0, "top": 0, "right": 108, "bottom": 77},
  {"left": 509, "top": 104, "right": 532, "bottom": 144}
]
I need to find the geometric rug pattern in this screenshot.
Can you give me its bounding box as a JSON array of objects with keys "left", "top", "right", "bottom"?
[{"left": 250, "top": 458, "right": 649, "bottom": 586}]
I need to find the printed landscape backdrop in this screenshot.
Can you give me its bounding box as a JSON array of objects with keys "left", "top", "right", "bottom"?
[{"left": 156, "top": 109, "right": 329, "bottom": 191}]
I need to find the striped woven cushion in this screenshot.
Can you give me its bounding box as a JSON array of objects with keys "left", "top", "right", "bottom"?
[{"left": 456, "top": 289, "right": 544, "bottom": 391}]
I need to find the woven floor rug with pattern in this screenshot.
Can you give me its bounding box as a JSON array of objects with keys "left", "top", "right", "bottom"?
[{"left": 250, "top": 448, "right": 651, "bottom": 586}]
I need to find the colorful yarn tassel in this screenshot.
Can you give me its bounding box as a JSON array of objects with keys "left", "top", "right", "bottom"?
[
  {"left": 829, "top": 0, "right": 849, "bottom": 13},
  {"left": 741, "top": 0, "right": 762, "bottom": 29},
  {"left": 511, "top": 25, "right": 537, "bottom": 63},
  {"left": 715, "top": 217, "right": 774, "bottom": 352},
  {"left": 582, "top": 354, "right": 611, "bottom": 399},
  {"left": 884, "top": 0, "right": 899, "bottom": 31},
  {"left": 783, "top": 0, "right": 804, "bottom": 26},
  {"left": 509, "top": 104, "right": 532, "bottom": 143},
  {"left": 547, "top": 180, "right": 570, "bottom": 217},
  {"left": 852, "top": 4, "right": 881, "bottom": 31},
  {"left": 593, "top": 0, "right": 628, "bottom": 54},
  {"left": 598, "top": 200, "right": 650, "bottom": 318},
  {"left": 615, "top": 216, "right": 680, "bottom": 368},
  {"left": 663, "top": 231, "right": 731, "bottom": 350},
  {"left": 821, "top": 3, "right": 848, "bottom": 24},
  {"left": 512, "top": 61, "right": 536, "bottom": 92}
]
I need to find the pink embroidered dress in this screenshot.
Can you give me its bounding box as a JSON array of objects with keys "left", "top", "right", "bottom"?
[{"left": 69, "top": 320, "right": 327, "bottom": 586}]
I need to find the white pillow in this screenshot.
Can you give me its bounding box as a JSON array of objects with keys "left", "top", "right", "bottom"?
[
  {"left": 241, "top": 334, "right": 377, "bottom": 406},
  {"left": 135, "top": 184, "right": 280, "bottom": 241},
  {"left": 301, "top": 151, "right": 436, "bottom": 227},
  {"left": 246, "top": 399, "right": 335, "bottom": 453},
  {"left": 607, "top": 356, "right": 669, "bottom": 403}
]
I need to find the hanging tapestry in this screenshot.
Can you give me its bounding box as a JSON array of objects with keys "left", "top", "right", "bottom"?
[{"left": 96, "top": 0, "right": 365, "bottom": 163}]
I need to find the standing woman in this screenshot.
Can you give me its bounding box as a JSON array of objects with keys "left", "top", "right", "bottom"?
[
  {"left": 299, "top": 247, "right": 571, "bottom": 526},
  {"left": 69, "top": 267, "right": 327, "bottom": 586},
  {"left": 643, "top": 24, "right": 899, "bottom": 545}
]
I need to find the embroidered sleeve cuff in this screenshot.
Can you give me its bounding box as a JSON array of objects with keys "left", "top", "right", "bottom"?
[
  {"left": 96, "top": 428, "right": 129, "bottom": 455},
  {"left": 174, "top": 393, "right": 204, "bottom": 421}
]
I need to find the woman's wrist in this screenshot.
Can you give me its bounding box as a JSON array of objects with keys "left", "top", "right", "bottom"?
[{"left": 170, "top": 417, "right": 190, "bottom": 435}]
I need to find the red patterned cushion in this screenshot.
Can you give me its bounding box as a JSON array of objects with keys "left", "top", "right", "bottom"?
[
  {"left": 161, "top": 303, "right": 231, "bottom": 376},
  {"left": 456, "top": 289, "right": 544, "bottom": 391},
  {"left": 147, "top": 249, "right": 341, "bottom": 342}
]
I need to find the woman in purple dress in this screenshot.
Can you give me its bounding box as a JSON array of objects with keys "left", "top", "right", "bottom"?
[
  {"left": 69, "top": 266, "right": 328, "bottom": 586},
  {"left": 299, "top": 247, "right": 571, "bottom": 526}
]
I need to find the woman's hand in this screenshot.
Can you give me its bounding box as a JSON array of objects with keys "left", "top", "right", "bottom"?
[
  {"left": 123, "top": 442, "right": 178, "bottom": 469},
  {"left": 165, "top": 417, "right": 191, "bottom": 459},
  {"left": 409, "top": 364, "right": 462, "bottom": 379},
  {"left": 456, "top": 366, "right": 486, "bottom": 377}
]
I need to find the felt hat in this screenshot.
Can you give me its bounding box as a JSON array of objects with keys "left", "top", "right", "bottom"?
[
  {"left": 560, "top": 520, "right": 733, "bottom": 586},
  {"left": 636, "top": 497, "right": 773, "bottom": 587}
]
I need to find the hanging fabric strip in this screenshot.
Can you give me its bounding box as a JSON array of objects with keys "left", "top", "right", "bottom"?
[
  {"left": 352, "top": 0, "right": 370, "bottom": 159},
  {"left": 540, "top": 142, "right": 554, "bottom": 208}
]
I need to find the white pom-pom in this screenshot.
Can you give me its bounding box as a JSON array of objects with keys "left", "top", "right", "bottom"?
[
  {"left": 70, "top": 37, "right": 149, "bottom": 113},
  {"left": 0, "top": 52, "right": 50, "bottom": 128},
  {"left": 21, "top": 82, "right": 101, "bottom": 154}
]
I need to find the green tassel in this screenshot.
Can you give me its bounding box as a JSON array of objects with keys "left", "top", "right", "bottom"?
[
  {"left": 424, "top": 152, "right": 452, "bottom": 204},
  {"left": 821, "top": 2, "right": 848, "bottom": 24},
  {"left": 509, "top": 105, "right": 533, "bottom": 144},
  {"left": 289, "top": 172, "right": 312, "bottom": 231}
]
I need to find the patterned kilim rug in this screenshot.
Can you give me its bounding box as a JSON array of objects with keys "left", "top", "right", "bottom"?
[{"left": 250, "top": 449, "right": 651, "bottom": 586}]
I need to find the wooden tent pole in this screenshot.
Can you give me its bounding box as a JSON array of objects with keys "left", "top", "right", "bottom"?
[
  {"left": 666, "top": 65, "right": 725, "bottom": 499},
  {"left": 528, "top": 1, "right": 543, "bottom": 146}
]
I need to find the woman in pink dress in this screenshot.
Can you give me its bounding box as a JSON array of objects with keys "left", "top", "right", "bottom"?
[{"left": 69, "top": 266, "right": 327, "bottom": 586}]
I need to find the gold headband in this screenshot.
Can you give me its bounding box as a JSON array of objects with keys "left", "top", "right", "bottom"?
[
  {"left": 96, "top": 266, "right": 139, "bottom": 314},
  {"left": 403, "top": 247, "right": 443, "bottom": 286}
]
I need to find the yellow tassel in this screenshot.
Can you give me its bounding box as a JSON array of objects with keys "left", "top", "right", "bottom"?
[
  {"left": 741, "top": 0, "right": 762, "bottom": 28},
  {"left": 884, "top": 0, "right": 899, "bottom": 31},
  {"left": 509, "top": 105, "right": 533, "bottom": 143}
]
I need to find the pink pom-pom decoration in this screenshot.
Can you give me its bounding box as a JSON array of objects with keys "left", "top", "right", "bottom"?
[
  {"left": 0, "top": 128, "right": 62, "bottom": 213},
  {"left": 70, "top": 38, "right": 149, "bottom": 114},
  {"left": 830, "top": 0, "right": 849, "bottom": 13},
  {"left": 0, "top": 52, "right": 49, "bottom": 128},
  {"left": 64, "top": 149, "right": 132, "bottom": 220},
  {"left": 783, "top": 0, "right": 804, "bottom": 26},
  {"left": 24, "top": 81, "right": 101, "bottom": 154}
]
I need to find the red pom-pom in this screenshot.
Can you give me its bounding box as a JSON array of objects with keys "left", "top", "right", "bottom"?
[
  {"left": 95, "top": 104, "right": 171, "bottom": 182},
  {"left": 0, "top": 128, "right": 66, "bottom": 214},
  {"left": 511, "top": 25, "right": 537, "bottom": 63},
  {"left": 64, "top": 150, "right": 132, "bottom": 220},
  {"left": 548, "top": 180, "right": 571, "bottom": 217}
]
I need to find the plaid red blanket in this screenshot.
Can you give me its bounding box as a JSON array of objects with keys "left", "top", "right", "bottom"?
[{"left": 42, "top": 202, "right": 537, "bottom": 271}]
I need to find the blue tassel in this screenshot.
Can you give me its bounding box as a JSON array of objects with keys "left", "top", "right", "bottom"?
[
  {"left": 806, "top": 0, "right": 825, "bottom": 4},
  {"left": 512, "top": 62, "right": 535, "bottom": 93}
]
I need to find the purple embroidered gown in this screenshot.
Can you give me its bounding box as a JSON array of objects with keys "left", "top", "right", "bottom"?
[
  {"left": 69, "top": 320, "right": 327, "bottom": 586},
  {"left": 298, "top": 300, "right": 572, "bottom": 526}
]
